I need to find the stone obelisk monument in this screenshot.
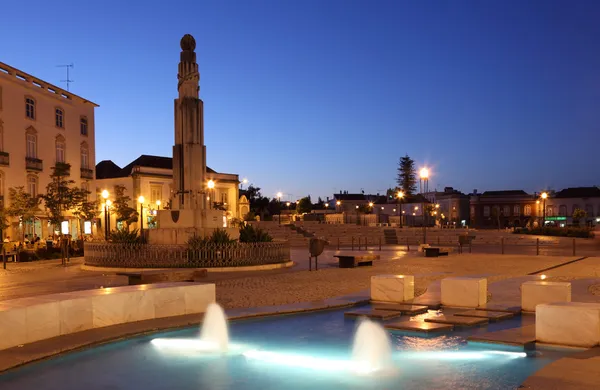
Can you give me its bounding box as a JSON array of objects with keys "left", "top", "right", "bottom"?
[{"left": 151, "top": 34, "right": 234, "bottom": 244}]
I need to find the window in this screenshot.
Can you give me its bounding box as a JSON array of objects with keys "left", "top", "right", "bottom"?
[
  {"left": 25, "top": 97, "right": 35, "bottom": 119},
  {"left": 470, "top": 206, "right": 475, "bottom": 216},
  {"left": 503, "top": 205, "right": 510, "bottom": 216},
  {"left": 150, "top": 184, "right": 162, "bottom": 204},
  {"left": 55, "top": 108, "right": 64, "bottom": 128},
  {"left": 483, "top": 206, "right": 490, "bottom": 217},
  {"left": 26, "top": 133, "right": 37, "bottom": 158},
  {"left": 27, "top": 175, "right": 38, "bottom": 197},
  {"left": 524, "top": 205, "right": 532, "bottom": 216},
  {"left": 513, "top": 205, "right": 520, "bottom": 216},
  {"left": 80, "top": 116, "right": 88, "bottom": 136},
  {"left": 80, "top": 142, "right": 89, "bottom": 169},
  {"left": 559, "top": 205, "right": 567, "bottom": 216},
  {"left": 221, "top": 191, "right": 228, "bottom": 205},
  {"left": 0, "top": 119, "right": 3, "bottom": 151},
  {"left": 546, "top": 206, "right": 554, "bottom": 217},
  {"left": 585, "top": 204, "right": 594, "bottom": 217},
  {"left": 55, "top": 135, "right": 66, "bottom": 163}
]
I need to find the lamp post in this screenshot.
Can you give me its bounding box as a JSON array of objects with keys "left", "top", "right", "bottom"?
[
  {"left": 156, "top": 200, "right": 161, "bottom": 210},
  {"left": 277, "top": 192, "right": 282, "bottom": 225},
  {"left": 101, "top": 190, "right": 109, "bottom": 240},
  {"left": 397, "top": 191, "right": 404, "bottom": 228},
  {"left": 207, "top": 180, "right": 215, "bottom": 209},
  {"left": 420, "top": 167, "right": 429, "bottom": 244},
  {"left": 541, "top": 192, "right": 548, "bottom": 227},
  {"left": 138, "top": 196, "right": 145, "bottom": 238},
  {"left": 241, "top": 178, "right": 248, "bottom": 190}
]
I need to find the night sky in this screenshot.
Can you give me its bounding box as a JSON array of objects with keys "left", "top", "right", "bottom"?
[{"left": 1, "top": 0, "right": 599, "bottom": 201}]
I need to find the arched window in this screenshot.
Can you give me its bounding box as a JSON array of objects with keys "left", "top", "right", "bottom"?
[
  {"left": 26, "top": 127, "right": 37, "bottom": 158},
  {"left": 80, "top": 116, "right": 88, "bottom": 136},
  {"left": 80, "top": 142, "right": 89, "bottom": 169},
  {"left": 585, "top": 204, "right": 594, "bottom": 217},
  {"left": 25, "top": 97, "right": 35, "bottom": 119},
  {"left": 55, "top": 135, "right": 66, "bottom": 163},
  {"left": 524, "top": 205, "right": 532, "bottom": 216},
  {"left": 546, "top": 206, "right": 554, "bottom": 217},
  {"left": 513, "top": 205, "right": 520, "bottom": 216},
  {"left": 27, "top": 175, "right": 38, "bottom": 197},
  {"left": 55, "top": 108, "right": 64, "bottom": 128},
  {"left": 559, "top": 205, "right": 567, "bottom": 216}
]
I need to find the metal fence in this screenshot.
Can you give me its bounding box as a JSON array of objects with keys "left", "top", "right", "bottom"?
[{"left": 84, "top": 241, "right": 290, "bottom": 268}]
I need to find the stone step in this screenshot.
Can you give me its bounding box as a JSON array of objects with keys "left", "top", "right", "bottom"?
[
  {"left": 424, "top": 315, "right": 489, "bottom": 327},
  {"left": 344, "top": 308, "right": 403, "bottom": 320},
  {"left": 371, "top": 303, "right": 429, "bottom": 315},
  {"left": 454, "top": 310, "right": 514, "bottom": 322},
  {"left": 467, "top": 325, "right": 536, "bottom": 347},
  {"left": 385, "top": 320, "right": 453, "bottom": 333}
]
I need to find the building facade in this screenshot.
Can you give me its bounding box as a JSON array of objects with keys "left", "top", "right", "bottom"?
[
  {"left": 469, "top": 190, "right": 538, "bottom": 229},
  {"left": 0, "top": 61, "right": 98, "bottom": 239},
  {"left": 96, "top": 155, "right": 240, "bottom": 235},
  {"left": 424, "top": 187, "right": 470, "bottom": 226},
  {"left": 543, "top": 187, "right": 600, "bottom": 227}
]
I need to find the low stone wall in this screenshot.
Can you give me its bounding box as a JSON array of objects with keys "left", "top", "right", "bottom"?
[
  {"left": 84, "top": 241, "right": 290, "bottom": 268},
  {"left": 0, "top": 282, "right": 215, "bottom": 350}
]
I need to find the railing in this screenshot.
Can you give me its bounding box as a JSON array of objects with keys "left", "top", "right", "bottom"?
[
  {"left": 0, "top": 151, "right": 9, "bottom": 166},
  {"left": 84, "top": 241, "right": 290, "bottom": 268},
  {"left": 80, "top": 167, "right": 94, "bottom": 179},
  {"left": 25, "top": 157, "right": 43, "bottom": 171}
]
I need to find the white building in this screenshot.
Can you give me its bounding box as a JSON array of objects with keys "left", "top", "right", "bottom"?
[
  {"left": 543, "top": 187, "right": 600, "bottom": 227},
  {"left": 0, "top": 61, "right": 98, "bottom": 239}
]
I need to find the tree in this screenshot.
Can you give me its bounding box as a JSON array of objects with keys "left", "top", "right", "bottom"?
[
  {"left": 397, "top": 155, "right": 417, "bottom": 196},
  {"left": 113, "top": 185, "right": 139, "bottom": 230},
  {"left": 40, "top": 163, "right": 77, "bottom": 226},
  {"left": 572, "top": 208, "right": 587, "bottom": 227},
  {"left": 0, "top": 207, "right": 9, "bottom": 240},
  {"left": 71, "top": 188, "right": 99, "bottom": 237},
  {"left": 7, "top": 187, "right": 41, "bottom": 240},
  {"left": 296, "top": 197, "right": 312, "bottom": 214}
]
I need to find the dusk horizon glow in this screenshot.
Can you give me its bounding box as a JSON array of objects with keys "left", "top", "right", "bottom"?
[{"left": 2, "top": 0, "right": 599, "bottom": 201}]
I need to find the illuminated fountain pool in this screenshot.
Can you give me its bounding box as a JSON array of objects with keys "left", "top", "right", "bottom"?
[{"left": 0, "top": 305, "right": 574, "bottom": 390}]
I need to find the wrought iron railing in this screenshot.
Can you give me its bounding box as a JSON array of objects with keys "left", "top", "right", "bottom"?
[
  {"left": 26, "top": 157, "right": 43, "bottom": 171},
  {"left": 80, "top": 167, "right": 94, "bottom": 179},
  {"left": 84, "top": 241, "right": 290, "bottom": 268},
  {"left": 0, "top": 151, "right": 9, "bottom": 166}
]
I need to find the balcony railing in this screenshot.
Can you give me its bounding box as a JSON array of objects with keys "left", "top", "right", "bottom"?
[
  {"left": 25, "top": 157, "right": 43, "bottom": 171},
  {"left": 81, "top": 167, "right": 94, "bottom": 179},
  {"left": 0, "top": 151, "right": 9, "bottom": 166}
]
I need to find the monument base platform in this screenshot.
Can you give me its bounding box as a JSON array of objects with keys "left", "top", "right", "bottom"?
[
  {"left": 148, "top": 227, "right": 239, "bottom": 245},
  {"left": 151, "top": 208, "right": 239, "bottom": 244}
]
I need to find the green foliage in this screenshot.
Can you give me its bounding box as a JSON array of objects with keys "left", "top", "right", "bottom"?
[
  {"left": 71, "top": 187, "right": 98, "bottom": 236},
  {"left": 397, "top": 155, "right": 417, "bottom": 196},
  {"left": 243, "top": 211, "right": 257, "bottom": 221},
  {"left": 186, "top": 233, "right": 208, "bottom": 250},
  {"left": 41, "top": 163, "right": 77, "bottom": 226},
  {"left": 0, "top": 207, "right": 9, "bottom": 234},
  {"left": 113, "top": 185, "right": 139, "bottom": 229},
  {"left": 515, "top": 227, "right": 594, "bottom": 238},
  {"left": 7, "top": 187, "right": 41, "bottom": 240},
  {"left": 208, "top": 228, "right": 235, "bottom": 244},
  {"left": 239, "top": 224, "right": 273, "bottom": 243},
  {"left": 572, "top": 208, "right": 587, "bottom": 225},
  {"left": 296, "top": 197, "right": 312, "bottom": 214},
  {"left": 109, "top": 228, "right": 142, "bottom": 243}
]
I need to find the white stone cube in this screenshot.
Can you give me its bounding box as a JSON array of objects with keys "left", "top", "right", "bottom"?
[
  {"left": 522, "top": 281, "right": 571, "bottom": 312},
  {"left": 536, "top": 302, "right": 600, "bottom": 347},
  {"left": 371, "top": 275, "right": 414, "bottom": 302},
  {"left": 441, "top": 277, "right": 487, "bottom": 308}
]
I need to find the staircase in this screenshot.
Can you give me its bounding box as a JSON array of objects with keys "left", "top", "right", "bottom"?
[{"left": 383, "top": 229, "right": 398, "bottom": 244}]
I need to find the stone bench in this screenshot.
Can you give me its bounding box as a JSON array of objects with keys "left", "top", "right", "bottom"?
[
  {"left": 536, "top": 302, "right": 600, "bottom": 347},
  {"left": 116, "top": 269, "right": 208, "bottom": 285},
  {"left": 423, "top": 247, "right": 451, "bottom": 257},
  {"left": 334, "top": 254, "right": 379, "bottom": 268},
  {"left": 441, "top": 277, "right": 487, "bottom": 308},
  {"left": 371, "top": 275, "right": 414, "bottom": 303},
  {"left": 0, "top": 282, "right": 215, "bottom": 351},
  {"left": 521, "top": 281, "right": 571, "bottom": 312}
]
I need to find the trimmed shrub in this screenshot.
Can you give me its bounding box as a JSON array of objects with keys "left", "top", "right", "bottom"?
[
  {"left": 514, "top": 227, "right": 594, "bottom": 238},
  {"left": 239, "top": 224, "right": 272, "bottom": 243},
  {"left": 110, "top": 229, "right": 143, "bottom": 243}
]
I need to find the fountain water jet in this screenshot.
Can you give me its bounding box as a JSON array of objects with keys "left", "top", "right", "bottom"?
[
  {"left": 351, "top": 318, "right": 393, "bottom": 374},
  {"left": 200, "top": 303, "right": 229, "bottom": 352}
]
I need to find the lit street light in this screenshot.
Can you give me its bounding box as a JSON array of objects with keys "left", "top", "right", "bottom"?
[
  {"left": 397, "top": 191, "right": 404, "bottom": 228},
  {"left": 138, "top": 196, "right": 145, "bottom": 239},
  {"left": 420, "top": 167, "right": 429, "bottom": 244},
  {"left": 156, "top": 199, "right": 161, "bottom": 210},
  {"left": 541, "top": 192, "right": 548, "bottom": 227},
  {"left": 102, "top": 190, "right": 109, "bottom": 240},
  {"left": 207, "top": 180, "right": 215, "bottom": 209}
]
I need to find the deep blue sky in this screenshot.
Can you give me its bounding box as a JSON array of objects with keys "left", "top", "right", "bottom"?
[{"left": 2, "top": 0, "right": 599, "bottom": 201}]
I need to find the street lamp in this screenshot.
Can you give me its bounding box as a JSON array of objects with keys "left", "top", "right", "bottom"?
[
  {"left": 156, "top": 200, "right": 161, "bottom": 210},
  {"left": 138, "top": 196, "right": 145, "bottom": 238},
  {"left": 101, "top": 190, "right": 109, "bottom": 240},
  {"left": 397, "top": 191, "right": 404, "bottom": 228},
  {"left": 207, "top": 180, "right": 215, "bottom": 209},
  {"left": 420, "top": 167, "right": 429, "bottom": 244},
  {"left": 241, "top": 178, "right": 248, "bottom": 190},
  {"left": 541, "top": 192, "right": 548, "bottom": 226}
]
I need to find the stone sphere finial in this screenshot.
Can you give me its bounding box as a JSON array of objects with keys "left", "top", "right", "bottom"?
[{"left": 180, "top": 34, "right": 196, "bottom": 51}]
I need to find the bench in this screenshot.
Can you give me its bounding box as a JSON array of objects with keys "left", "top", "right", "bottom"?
[
  {"left": 334, "top": 254, "right": 380, "bottom": 268},
  {"left": 116, "top": 269, "right": 208, "bottom": 285},
  {"left": 424, "top": 247, "right": 449, "bottom": 257}
]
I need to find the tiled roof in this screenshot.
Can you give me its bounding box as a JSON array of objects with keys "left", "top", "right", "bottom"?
[
  {"left": 480, "top": 190, "right": 530, "bottom": 197},
  {"left": 333, "top": 193, "right": 366, "bottom": 201},
  {"left": 554, "top": 187, "right": 600, "bottom": 199},
  {"left": 95, "top": 160, "right": 123, "bottom": 179},
  {"left": 96, "top": 155, "right": 218, "bottom": 179}
]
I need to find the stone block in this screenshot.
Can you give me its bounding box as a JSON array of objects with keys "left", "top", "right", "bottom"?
[
  {"left": 0, "top": 306, "right": 27, "bottom": 350},
  {"left": 536, "top": 302, "right": 600, "bottom": 347},
  {"left": 371, "top": 275, "right": 414, "bottom": 303},
  {"left": 184, "top": 283, "right": 216, "bottom": 314},
  {"left": 59, "top": 297, "right": 93, "bottom": 335},
  {"left": 154, "top": 286, "right": 187, "bottom": 318},
  {"left": 522, "top": 281, "right": 571, "bottom": 312},
  {"left": 441, "top": 277, "right": 487, "bottom": 308},
  {"left": 26, "top": 302, "right": 60, "bottom": 344}
]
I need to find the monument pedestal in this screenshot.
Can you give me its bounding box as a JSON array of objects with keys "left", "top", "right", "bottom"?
[{"left": 149, "top": 208, "right": 239, "bottom": 244}]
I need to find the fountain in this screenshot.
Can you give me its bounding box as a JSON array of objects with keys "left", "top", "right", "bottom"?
[
  {"left": 200, "top": 302, "right": 230, "bottom": 352},
  {"left": 350, "top": 318, "right": 393, "bottom": 374}
]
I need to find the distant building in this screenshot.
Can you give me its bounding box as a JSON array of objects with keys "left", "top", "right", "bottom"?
[
  {"left": 470, "top": 190, "right": 538, "bottom": 229},
  {"left": 96, "top": 155, "right": 240, "bottom": 233},
  {"left": 424, "top": 187, "right": 470, "bottom": 226},
  {"left": 544, "top": 187, "right": 600, "bottom": 227},
  {"left": 0, "top": 61, "right": 98, "bottom": 239}
]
